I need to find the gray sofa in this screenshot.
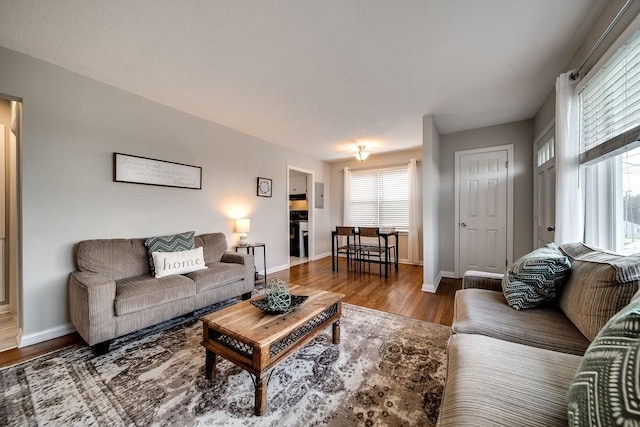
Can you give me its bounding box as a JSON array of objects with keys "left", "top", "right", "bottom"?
[
  {"left": 437, "top": 243, "right": 640, "bottom": 426},
  {"left": 69, "top": 232, "right": 254, "bottom": 354}
]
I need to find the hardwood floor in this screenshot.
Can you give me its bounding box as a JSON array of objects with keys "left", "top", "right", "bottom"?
[{"left": 0, "top": 256, "right": 460, "bottom": 367}]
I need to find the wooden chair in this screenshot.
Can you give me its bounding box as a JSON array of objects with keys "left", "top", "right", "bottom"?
[
  {"left": 358, "top": 227, "right": 388, "bottom": 276},
  {"left": 335, "top": 226, "right": 360, "bottom": 272}
]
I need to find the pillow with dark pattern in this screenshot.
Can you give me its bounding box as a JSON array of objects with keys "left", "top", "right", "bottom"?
[
  {"left": 501, "top": 243, "right": 571, "bottom": 310},
  {"left": 567, "top": 290, "right": 640, "bottom": 426},
  {"left": 144, "top": 231, "right": 195, "bottom": 272}
]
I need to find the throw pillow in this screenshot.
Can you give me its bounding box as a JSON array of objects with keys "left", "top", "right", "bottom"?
[
  {"left": 567, "top": 291, "right": 640, "bottom": 426},
  {"left": 144, "top": 231, "right": 195, "bottom": 272},
  {"left": 501, "top": 243, "right": 571, "bottom": 310},
  {"left": 152, "top": 247, "right": 207, "bottom": 278},
  {"left": 559, "top": 242, "right": 640, "bottom": 341}
]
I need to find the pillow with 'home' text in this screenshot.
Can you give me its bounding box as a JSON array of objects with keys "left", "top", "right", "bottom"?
[{"left": 152, "top": 247, "right": 207, "bottom": 278}]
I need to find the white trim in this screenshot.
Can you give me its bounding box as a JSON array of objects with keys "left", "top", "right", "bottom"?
[
  {"left": 576, "top": 13, "right": 640, "bottom": 93},
  {"left": 0, "top": 304, "right": 9, "bottom": 314},
  {"left": 266, "top": 263, "right": 290, "bottom": 275},
  {"left": 454, "top": 144, "right": 514, "bottom": 277},
  {"left": 440, "top": 270, "right": 456, "bottom": 279},
  {"left": 533, "top": 120, "right": 556, "bottom": 146},
  {"left": 313, "top": 252, "right": 332, "bottom": 260},
  {"left": 421, "top": 282, "right": 438, "bottom": 293},
  {"left": 19, "top": 323, "right": 75, "bottom": 347}
]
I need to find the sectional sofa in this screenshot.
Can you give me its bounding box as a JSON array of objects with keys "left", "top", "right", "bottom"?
[{"left": 437, "top": 243, "right": 640, "bottom": 426}]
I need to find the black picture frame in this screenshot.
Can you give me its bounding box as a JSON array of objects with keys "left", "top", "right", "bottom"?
[
  {"left": 257, "top": 177, "right": 272, "bottom": 197},
  {"left": 113, "top": 153, "right": 202, "bottom": 190}
]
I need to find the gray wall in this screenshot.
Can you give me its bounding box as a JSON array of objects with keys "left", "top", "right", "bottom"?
[
  {"left": 0, "top": 46, "right": 331, "bottom": 342},
  {"left": 534, "top": 0, "right": 640, "bottom": 135},
  {"left": 328, "top": 148, "right": 423, "bottom": 261},
  {"left": 423, "top": 116, "right": 441, "bottom": 287},
  {"left": 439, "top": 120, "right": 533, "bottom": 274}
]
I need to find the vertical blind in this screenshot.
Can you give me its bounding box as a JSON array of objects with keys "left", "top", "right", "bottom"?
[
  {"left": 348, "top": 167, "right": 409, "bottom": 229},
  {"left": 580, "top": 26, "right": 640, "bottom": 155}
]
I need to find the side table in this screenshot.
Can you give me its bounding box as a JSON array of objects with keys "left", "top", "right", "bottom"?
[{"left": 235, "top": 243, "right": 266, "bottom": 285}]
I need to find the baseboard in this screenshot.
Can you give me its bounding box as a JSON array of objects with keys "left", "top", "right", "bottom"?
[
  {"left": 440, "top": 271, "right": 456, "bottom": 278},
  {"left": 421, "top": 282, "right": 438, "bottom": 293},
  {"left": 266, "top": 263, "right": 290, "bottom": 275},
  {"left": 399, "top": 259, "right": 423, "bottom": 265},
  {"left": 19, "top": 322, "right": 76, "bottom": 348},
  {"left": 313, "top": 252, "right": 331, "bottom": 260},
  {"left": 0, "top": 304, "right": 9, "bottom": 314}
]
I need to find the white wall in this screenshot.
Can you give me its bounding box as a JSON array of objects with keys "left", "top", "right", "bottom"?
[
  {"left": 328, "top": 148, "right": 423, "bottom": 262},
  {"left": 0, "top": 46, "right": 332, "bottom": 343},
  {"left": 422, "top": 116, "right": 441, "bottom": 290},
  {"left": 438, "top": 120, "right": 533, "bottom": 274}
]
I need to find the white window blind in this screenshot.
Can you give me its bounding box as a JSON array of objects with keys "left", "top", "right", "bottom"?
[
  {"left": 348, "top": 167, "right": 408, "bottom": 230},
  {"left": 580, "top": 26, "right": 640, "bottom": 155}
]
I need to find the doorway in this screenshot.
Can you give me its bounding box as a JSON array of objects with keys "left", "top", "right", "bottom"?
[
  {"left": 454, "top": 144, "right": 513, "bottom": 277},
  {"left": 287, "top": 166, "right": 313, "bottom": 267},
  {"left": 0, "top": 95, "right": 22, "bottom": 352}
]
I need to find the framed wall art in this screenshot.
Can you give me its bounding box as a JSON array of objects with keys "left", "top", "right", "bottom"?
[
  {"left": 113, "top": 153, "right": 202, "bottom": 190},
  {"left": 257, "top": 177, "right": 272, "bottom": 197}
]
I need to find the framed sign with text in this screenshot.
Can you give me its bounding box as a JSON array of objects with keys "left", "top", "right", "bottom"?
[{"left": 113, "top": 153, "right": 202, "bottom": 190}]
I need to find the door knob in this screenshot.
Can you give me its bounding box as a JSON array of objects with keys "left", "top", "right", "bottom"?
[
  {"left": 547, "top": 226, "right": 555, "bottom": 232},
  {"left": 460, "top": 222, "right": 467, "bottom": 228}
]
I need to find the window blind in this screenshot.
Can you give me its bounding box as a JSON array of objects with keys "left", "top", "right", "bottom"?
[
  {"left": 348, "top": 167, "right": 408, "bottom": 230},
  {"left": 580, "top": 26, "right": 640, "bottom": 156}
]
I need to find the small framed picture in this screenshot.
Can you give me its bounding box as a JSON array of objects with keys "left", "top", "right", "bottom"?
[{"left": 257, "top": 177, "right": 272, "bottom": 197}]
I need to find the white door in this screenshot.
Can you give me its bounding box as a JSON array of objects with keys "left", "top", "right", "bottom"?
[
  {"left": 457, "top": 147, "right": 511, "bottom": 275},
  {"left": 534, "top": 131, "right": 555, "bottom": 247}
]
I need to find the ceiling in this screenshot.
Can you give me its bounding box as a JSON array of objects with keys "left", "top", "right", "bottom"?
[{"left": 0, "top": 1, "right": 608, "bottom": 160}]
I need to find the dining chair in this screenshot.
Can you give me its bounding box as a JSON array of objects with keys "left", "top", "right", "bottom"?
[
  {"left": 335, "top": 226, "right": 360, "bottom": 272},
  {"left": 358, "top": 227, "right": 387, "bottom": 276}
]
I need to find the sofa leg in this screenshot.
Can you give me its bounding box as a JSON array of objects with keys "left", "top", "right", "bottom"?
[
  {"left": 241, "top": 292, "right": 252, "bottom": 301},
  {"left": 92, "top": 340, "right": 111, "bottom": 356}
]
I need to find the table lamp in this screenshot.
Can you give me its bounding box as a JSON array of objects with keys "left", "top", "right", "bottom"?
[{"left": 236, "top": 218, "right": 250, "bottom": 246}]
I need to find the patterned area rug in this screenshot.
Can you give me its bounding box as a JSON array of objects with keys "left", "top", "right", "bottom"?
[{"left": 1, "top": 302, "right": 450, "bottom": 426}]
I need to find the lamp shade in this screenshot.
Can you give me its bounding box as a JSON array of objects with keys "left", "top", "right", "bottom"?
[{"left": 236, "top": 218, "right": 251, "bottom": 233}]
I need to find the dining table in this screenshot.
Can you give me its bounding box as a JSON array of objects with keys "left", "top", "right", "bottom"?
[{"left": 331, "top": 228, "right": 399, "bottom": 278}]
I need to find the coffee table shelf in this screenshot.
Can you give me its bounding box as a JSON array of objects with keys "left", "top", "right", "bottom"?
[{"left": 200, "top": 287, "right": 344, "bottom": 416}]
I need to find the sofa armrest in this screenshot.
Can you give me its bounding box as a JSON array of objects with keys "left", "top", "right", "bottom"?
[
  {"left": 221, "top": 251, "right": 253, "bottom": 265},
  {"left": 68, "top": 271, "right": 117, "bottom": 346},
  {"left": 462, "top": 270, "right": 504, "bottom": 292}
]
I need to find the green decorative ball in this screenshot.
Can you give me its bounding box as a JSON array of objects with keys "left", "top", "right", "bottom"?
[{"left": 266, "top": 278, "right": 291, "bottom": 311}]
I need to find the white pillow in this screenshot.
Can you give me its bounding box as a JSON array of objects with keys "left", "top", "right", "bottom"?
[{"left": 152, "top": 247, "right": 207, "bottom": 278}]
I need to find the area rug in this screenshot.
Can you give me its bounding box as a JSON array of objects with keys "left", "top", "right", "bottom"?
[{"left": 0, "top": 302, "right": 450, "bottom": 426}]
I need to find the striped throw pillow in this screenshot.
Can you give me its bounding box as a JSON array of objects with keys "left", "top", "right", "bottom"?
[
  {"left": 502, "top": 243, "right": 571, "bottom": 310},
  {"left": 567, "top": 290, "right": 640, "bottom": 426}
]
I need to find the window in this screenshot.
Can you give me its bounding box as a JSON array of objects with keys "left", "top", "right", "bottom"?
[
  {"left": 537, "top": 137, "right": 555, "bottom": 167},
  {"left": 579, "top": 25, "right": 640, "bottom": 254},
  {"left": 347, "top": 167, "right": 409, "bottom": 230}
]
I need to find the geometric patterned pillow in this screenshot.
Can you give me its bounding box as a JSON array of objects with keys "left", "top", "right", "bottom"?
[
  {"left": 567, "top": 292, "right": 640, "bottom": 426},
  {"left": 501, "top": 243, "right": 572, "bottom": 310},
  {"left": 144, "top": 231, "right": 195, "bottom": 272}
]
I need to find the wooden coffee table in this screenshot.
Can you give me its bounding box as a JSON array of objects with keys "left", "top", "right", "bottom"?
[{"left": 200, "top": 286, "right": 344, "bottom": 416}]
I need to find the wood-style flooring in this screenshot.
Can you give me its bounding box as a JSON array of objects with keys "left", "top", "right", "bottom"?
[{"left": 0, "top": 256, "right": 460, "bottom": 367}]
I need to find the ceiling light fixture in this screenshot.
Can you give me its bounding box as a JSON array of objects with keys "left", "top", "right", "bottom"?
[{"left": 354, "top": 145, "right": 370, "bottom": 161}]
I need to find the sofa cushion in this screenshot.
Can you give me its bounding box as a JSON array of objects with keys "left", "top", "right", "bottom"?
[
  {"left": 502, "top": 243, "right": 571, "bottom": 310},
  {"left": 152, "top": 247, "right": 207, "bottom": 278},
  {"left": 567, "top": 290, "right": 640, "bottom": 426},
  {"left": 187, "top": 262, "right": 246, "bottom": 293},
  {"left": 437, "top": 334, "right": 583, "bottom": 427},
  {"left": 114, "top": 274, "right": 195, "bottom": 316},
  {"left": 559, "top": 243, "right": 640, "bottom": 341},
  {"left": 144, "top": 231, "right": 195, "bottom": 272},
  {"left": 194, "top": 233, "right": 228, "bottom": 264},
  {"left": 76, "top": 238, "right": 149, "bottom": 280},
  {"left": 453, "top": 289, "right": 590, "bottom": 355}
]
